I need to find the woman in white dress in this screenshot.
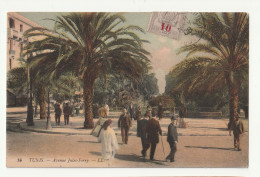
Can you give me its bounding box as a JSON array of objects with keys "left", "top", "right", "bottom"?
[
  {"left": 98, "top": 119, "right": 119, "bottom": 161},
  {"left": 104, "top": 104, "right": 109, "bottom": 117}
]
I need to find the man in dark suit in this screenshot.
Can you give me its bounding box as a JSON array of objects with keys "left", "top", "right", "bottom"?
[
  {"left": 118, "top": 108, "right": 132, "bottom": 144},
  {"left": 229, "top": 115, "right": 245, "bottom": 151},
  {"left": 146, "top": 110, "right": 162, "bottom": 160},
  {"left": 166, "top": 114, "right": 179, "bottom": 162},
  {"left": 137, "top": 114, "right": 149, "bottom": 157},
  {"left": 158, "top": 102, "right": 164, "bottom": 120},
  {"left": 129, "top": 103, "right": 134, "bottom": 120},
  {"left": 63, "top": 102, "right": 72, "bottom": 125},
  {"left": 54, "top": 102, "right": 62, "bottom": 125},
  {"left": 135, "top": 106, "right": 142, "bottom": 121}
]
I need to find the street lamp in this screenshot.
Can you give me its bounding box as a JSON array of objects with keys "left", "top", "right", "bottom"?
[
  {"left": 46, "top": 90, "right": 52, "bottom": 129},
  {"left": 26, "top": 65, "right": 34, "bottom": 126}
]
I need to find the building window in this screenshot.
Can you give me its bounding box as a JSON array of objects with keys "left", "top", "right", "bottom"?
[
  {"left": 9, "top": 39, "right": 13, "bottom": 50},
  {"left": 20, "top": 43, "right": 23, "bottom": 57},
  {"left": 9, "top": 58, "right": 12, "bottom": 70},
  {"left": 20, "top": 24, "right": 23, "bottom": 32},
  {"left": 9, "top": 18, "right": 15, "bottom": 28}
]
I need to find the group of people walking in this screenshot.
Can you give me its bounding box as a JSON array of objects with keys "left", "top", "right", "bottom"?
[
  {"left": 54, "top": 101, "right": 72, "bottom": 126},
  {"left": 95, "top": 105, "right": 245, "bottom": 165},
  {"left": 95, "top": 105, "right": 179, "bottom": 164},
  {"left": 137, "top": 109, "right": 178, "bottom": 161},
  {"left": 126, "top": 102, "right": 164, "bottom": 121}
]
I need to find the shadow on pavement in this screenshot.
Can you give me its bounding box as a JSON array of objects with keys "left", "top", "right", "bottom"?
[
  {"left": 185, "top": 145, "right": 233, "bottom": 151},
  {"left": 194, "top": 127, "right": 227, "bottom": 131},
  {"left": 89, "top": 152, "right": 167, "bottom": 166},
  {"left": 90, "top": 151, "right": 101, "bottom": 156},
  {"left": 78, "top": 140, "right": 99, "bottom": 144},
  {"left": 6, "top": 116, "right": 26, "bottom": 119},
  {"left": 116, "top": 153, "right": 167, "bottom": 166},
  {"left": 7, "top": 111, "right": 26, "bottom": 115},
  {"left": 74, "top": 127, "right": 87, "bottom": 129}
]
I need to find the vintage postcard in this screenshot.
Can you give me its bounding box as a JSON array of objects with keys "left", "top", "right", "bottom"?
[{"left": 6, "top": 12, "right": 249, "bottom": 168}]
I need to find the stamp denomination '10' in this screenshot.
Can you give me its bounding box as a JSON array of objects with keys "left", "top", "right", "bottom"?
[{"left": 147, "top": 12, "right": 186, "bottom": 40}]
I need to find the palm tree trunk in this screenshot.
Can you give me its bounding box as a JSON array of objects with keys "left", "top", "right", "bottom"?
[
  {"left": 39, "top": 85, "right": 46, "bottom": 119},
  {"left": 83, "top": 72, "right": 96, "bottom": 129},
  {"left": 226, "top": 71, "right": 239, "bottom": 129}
]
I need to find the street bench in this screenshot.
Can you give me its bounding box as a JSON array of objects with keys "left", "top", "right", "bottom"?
[{"left": 199, "top": 112, "right": 222, "bottom": 118}]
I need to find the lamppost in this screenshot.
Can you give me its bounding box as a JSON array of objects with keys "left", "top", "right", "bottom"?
[
  {"left": 46, "top": 90, "right": 52, "bottom": 129},
  {"left": 26, "top": 66, "right": 34, "bottom": 126}
]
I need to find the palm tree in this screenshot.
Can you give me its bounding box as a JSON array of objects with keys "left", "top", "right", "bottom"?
[
  {"left": 8, "top": 63, "right": 80, "bottom": 125},
  {"left": 23, "top": 12, "right": 150, "bottom": 128},
  {"left": 172, "top": 13, "right": 248, "bottom": 128}
]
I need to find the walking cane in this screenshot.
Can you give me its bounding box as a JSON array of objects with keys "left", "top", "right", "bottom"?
[{"left": 160, "top": 135, "right": 166, "bottom": 158}]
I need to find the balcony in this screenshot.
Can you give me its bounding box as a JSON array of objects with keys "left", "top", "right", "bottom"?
[
  {"left": 8, "top": 28, "right": 19, "bottom": 39},
  {"left": 9, "top": 50, "right": 15, "bottom": 55},
  {"left": 18, "top": 31, "right": 23, "bottom": 41}
]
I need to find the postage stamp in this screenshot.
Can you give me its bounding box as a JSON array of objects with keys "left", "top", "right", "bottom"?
[{"left": 147, "top": 12, "right": 187, "bottom": 40}]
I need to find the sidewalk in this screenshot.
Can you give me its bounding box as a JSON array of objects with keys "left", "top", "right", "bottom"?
[
  {"left": 7, "top": 107, "right": 249, "bottom": 136},
  {"left": 18, "top": 115, "right": 248, "bottom": 136}
]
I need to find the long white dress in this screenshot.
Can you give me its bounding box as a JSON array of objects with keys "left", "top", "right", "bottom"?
[
  {"left": 98, "top": 126, "right": 119, "bottom": 160},
  {"left": 104, "top": 104, "right": 109, "bottom": 116}
]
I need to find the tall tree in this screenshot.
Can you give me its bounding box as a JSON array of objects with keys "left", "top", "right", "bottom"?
[
  {"left": 23, "top": 13, "right": 150, "bottom": 128},
  {"left": 170, "top": 13, "right": 248, "bottom": 127}
]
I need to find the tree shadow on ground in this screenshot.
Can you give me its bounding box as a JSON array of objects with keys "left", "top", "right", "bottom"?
[
  {"left": 78, "top": 140, "right": 99, "bottom": 144},
  {"left": 7, "top": 111, "right": 27, "bottom": 115},
  {"left": 185, "top": 145, "right": 233, "bottom": 151},
  {"left": 74, "top": 127, "right": 86, "bottom": 129},
  {"left": 194, "top": 127, "right": 227, "bottom": 131},
  {"left": 6, "top": 116, "right": 26, "bottom": 119}
]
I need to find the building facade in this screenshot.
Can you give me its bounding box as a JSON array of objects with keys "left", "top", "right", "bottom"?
[
  {"left": 7, "top": 13, "right": 41, "bottom": 106},
  {"left": 7, "top": 12, "right": 40, "bottom": 72}
]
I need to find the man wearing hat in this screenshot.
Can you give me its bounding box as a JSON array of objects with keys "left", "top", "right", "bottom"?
[
  {"left": 145, "top": 107, "right": 152, "bottom": 119},
  {"left": 166, "top": 114, "right": 179, "bottom": 162},
  {"left": 146, "top": 110, "right": 162, "bottom": 160},
  {"left": 229, "top": 115, "right": 245, "bottom": 151},
  {"left": 137, "top": 112, "right": 149, "bottom": 157},
  {"left": 54, "top": 102, "right": 62, "bottom": 125},
  {"left": 118, "top": 108, "right": 132, "bottom": 144},
  {"left": 63, "top": 102, "right": 72, "bottom": 125}
]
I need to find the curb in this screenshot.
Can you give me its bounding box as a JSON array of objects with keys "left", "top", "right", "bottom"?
[{"left": 18, "top": 123, "right": 231, "bottom": 136}]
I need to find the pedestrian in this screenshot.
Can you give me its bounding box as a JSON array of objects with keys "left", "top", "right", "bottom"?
[
  {"left": 104, "top": 104, "right": 109, "bottom": 117},
  {"left": 54, "top": 102, "right": 62, "bottom": 125},
  {"left": 145, "top": 106, "right": 152, "bottom": 119},
  {"left": 118, "top": 108, "right": 132, "bottom": 144},
  {"left": 98, "top": 119, "right": 119, "bottom": 162},
  {"left": 63, "top": 102, "right": 72, "bottom": 125},
  {"left": 137, "top": 113, "right": 149, "bottom": 157},
  {"left": 146, "top": 110, "right": 162, "bottom": 160},
  {"left": 91, "top": 108, "right": 107, "bottom": 137},
  {"left": 75, "top": 102, "right": 80, "bottom": 116},
  {"left": 93, "top": 103, "right": 99, "bottom": 118},
  {"left": 135, "top": 106, "right": 142, "bottom": 121},
  {"left": 229, "top": 115, "right": 245, "bottom": 151},
  {"left": 158, "top": 102, "right": 163, "bottom": 120},
  {"left": 129, "top": 103, "right": 134, "bottom": 120},
  {"left": 166, "top": 114, "right": 178, "bottom": 162},
  {"left": 70, "top": 100, "right": 75, "bottom": 117},
  {"left": 179, "top": 104, "right": 186, "bottom": 118}
]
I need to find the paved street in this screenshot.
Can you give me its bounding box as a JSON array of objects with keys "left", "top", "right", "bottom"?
[
  {"left": 6, "top": 131, "right": 248, "bottom": 168},
  {"left": 6, "top": 107, "right": 248, "bottom": 168}
]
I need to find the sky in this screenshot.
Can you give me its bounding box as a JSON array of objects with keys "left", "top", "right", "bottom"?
[{"left": 18, "top": 12, "right": 195, "bottom": 94}]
